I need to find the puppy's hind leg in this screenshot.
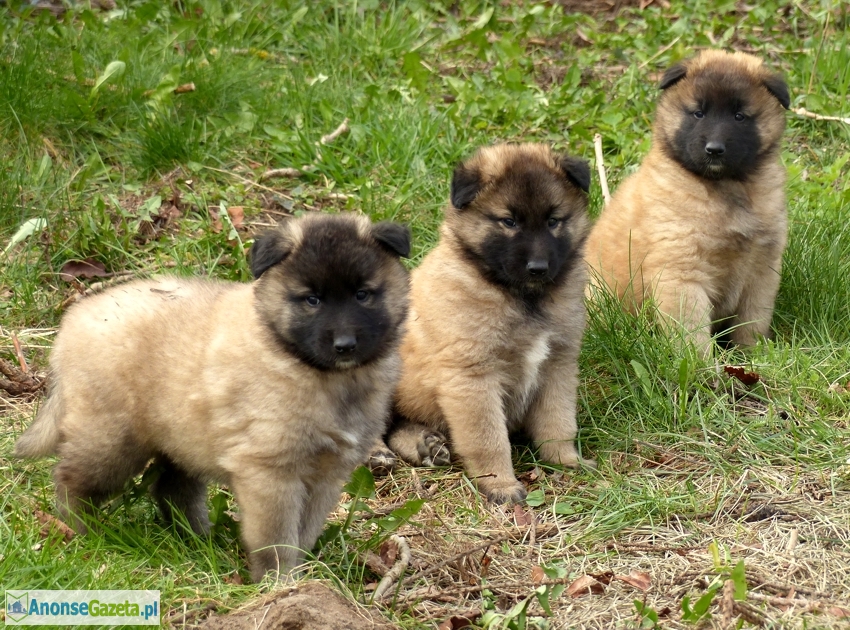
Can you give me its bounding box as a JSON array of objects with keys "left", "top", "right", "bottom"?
[
  {"left": 151, "top": 455, "right": 210, "bottom": 536},
  {"left": 387, "top": 419, "right": 451, "bottom": 468},
  {"left": 54, "top": 430, "right": 153, "bottom": 534}
]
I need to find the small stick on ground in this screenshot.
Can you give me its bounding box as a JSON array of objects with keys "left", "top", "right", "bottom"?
[
  {"left": 320, "top": 118, "right": 350, "bottom": 145},
  {"left": 792, "top": 107, "right": 850, "bottom": 125},
  {"left": 720, "top": 579, "right": 735, "bottom": 629},
  {"left": 593, "top": 133, "right": 611, "bottom": 206},
  {"left": 258, "top": 167, "right": 304, "bottom": 182},
  {"left": 11, "top": 332, "right": 27, "bottom": 373},
  {"left": 374, "top": 535, "right": 411, "bottom": 601}
]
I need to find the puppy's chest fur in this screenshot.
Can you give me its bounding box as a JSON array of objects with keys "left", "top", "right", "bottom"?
[
  {"left": 688, "top": 179, "right": 785, "bottom": 296},
  {"left": 501, "top": 329, "right": 553, "bottom": 426}
]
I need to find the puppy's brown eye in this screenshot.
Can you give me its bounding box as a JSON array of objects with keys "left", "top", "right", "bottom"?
[
  {"left": 547, "top": 217, "right": 559, "bottom": 228},
  {"left": 501, "top": 218, "right": 517, "bottom": 228},
  {"left": 734, "top": 112, "right": 745, "bottom": 121},
  {"left": 355, "top": 290, "right": 370, "bottom": 302},
  {"left": 694, "top": 110, "right": 705, "bottom": 119},
  {"left": 306, "top": 295, "right": 320, "bottom": 307}
]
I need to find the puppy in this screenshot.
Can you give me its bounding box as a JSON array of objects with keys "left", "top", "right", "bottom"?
[
  {"left": 385, "top": 143, "right": 594, "bottom": 504},
  {"left": 14, "top": 213, "right": 410, "bottom": 582},
  {"left": 585, "top": 50, "right": 790, "bottom": 354}
]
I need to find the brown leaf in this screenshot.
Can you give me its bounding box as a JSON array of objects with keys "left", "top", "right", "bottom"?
[
  {"left": 830, "top": 606, "right": 850, "bottom": 619},
  {"left": 379, "top": 538, "right": 398, "bottom": 568},
  {"left": 513, "top": 503, "right": 534, "bottom": 526},
  {"left": 210, "top": 208, "right": 223, "bottom": 234},
  {"left": 724, "top": 365, "right": 760, "bottom": 385},
  {"left": 224, "top": 573, "right": 243, "bottom": 585},
  {"left": 34, "top": 509, "right": 75, "bottom": 542},
  {"left": 531, "top": 566, "right": 546, "bottom": 585},
  {"left": 614, "top": 570, "right": 651, "bottom": 591},
  {"left": 591, "top": 570, "right": 615, "bottom": 585},
  {"left": 566, "top": 575, "right": 605, "bottom": 598},
  {"left": 226, "top": 206, "right": 245, "bottom": 229},
  {"left": 59, "top": 259, "right": 109, "bottom": 282},
  {"left": 437, "top": 612, "right": 480, "bottom": 630}
]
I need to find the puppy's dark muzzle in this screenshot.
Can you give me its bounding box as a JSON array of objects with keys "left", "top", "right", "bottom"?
[
  {"left": 526, "top": 259, "right": 549, "bottom": 277},
  {"left": 333, "top": 334, "right": 357, "bottom": 354},
  {"left": 705, "top": 141, "right": 725, "bottom": 156}
]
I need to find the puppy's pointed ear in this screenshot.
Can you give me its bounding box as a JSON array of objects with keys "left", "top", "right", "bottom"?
[
  {"left": 559, "top": 155, "right": 591, "bottom": 193},
  {"left": 763, "top": 73, "right": 790, "bottom": 109},
  {"left": 250, "top": 229, "right": 293, "bottom": 278},
  {"left": 450, "top": 162, "right": 482, "bottom": 209},
  {"left": 659, "top": 62, "right": 687, "bottom": 90},
  {"left": 372, "top": 221, "right": 411, "bottom": 258}
]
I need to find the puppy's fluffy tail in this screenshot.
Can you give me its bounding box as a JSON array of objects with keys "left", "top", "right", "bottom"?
[{"left": 14, "top": 381, "right": 63, "bottom": 458}]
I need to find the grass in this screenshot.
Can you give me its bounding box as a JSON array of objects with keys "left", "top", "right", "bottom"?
[{"left": 1, "top": 0, "right": 849, "bottom": 628}]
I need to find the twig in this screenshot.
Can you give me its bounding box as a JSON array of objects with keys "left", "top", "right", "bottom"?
[
  {"left": 792, "top": 107, "right": 850, "bottom": 125},
  {"left": 720, "top": 580, "right": 735, "bottom": 629},
  {"left": 319, "top": 118, "right": 350, "bottom": 145},
  {"left": 524, "top": 514, "right": 537, "bottom": 560},
  {"left": 637, "top": 35, "right": 682, "bottom": 70},
  {"left": 258, "top": 167, "right": 303, "bottom": 182},
  {"left": 256, "top": 118, "right": 350, "bottom": 186},
  {"left": 373, "top": 535, "right": 411, "bottom": 601},
  {"left": 400, "top": 534, "right": 513, "bottom": 588},
  {"left": 746, "top": 592, "right": 834, "bottom": 610},
  {"left": 0, "top": 357, "right": 44, "bottom": 396},
  {"left": 11, "top": 332, "right": 27, "bottom": 373},
  {"left": 593, "top": 133, "right": 611, "bottom": 205}
]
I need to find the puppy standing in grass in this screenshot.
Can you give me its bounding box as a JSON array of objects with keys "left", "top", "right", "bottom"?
[
  {"left": 385, "top": 143, "right": 594, "bottom": 504},
  {"left": 585, "top": 50, "right": 790, "bottom": 354},
  {"left": 14, "top": 213, "right": 411, "bottom": 583}
]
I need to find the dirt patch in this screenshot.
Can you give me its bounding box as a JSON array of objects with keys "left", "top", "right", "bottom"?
[{"left": 197, "top": 582, "right": 397, "bottom": 630}]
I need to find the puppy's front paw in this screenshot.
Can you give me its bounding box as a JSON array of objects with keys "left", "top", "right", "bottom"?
[
  {"left": 418, "top": 431, "right": 451, "bottom": 467},
  {"left": 477, "top": 476, "right": 527, "bottom": 504},
  {"left": 539, "top": 441, "right": 595, "bottom": 469},
  {"left": 367, "top": 445, "right": 398, "bottom": 477}
]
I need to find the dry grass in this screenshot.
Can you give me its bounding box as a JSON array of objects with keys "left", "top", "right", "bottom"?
[{"left": 348, "top": 459, "right": 850, "bottom": 629}]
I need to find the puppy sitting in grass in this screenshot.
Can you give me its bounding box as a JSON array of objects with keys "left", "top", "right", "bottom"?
[
  {"left": 383, "top": 143, "right": 595, "bottom": 504},
  {"left": 585, "top": 50, "right": 790, "bottom": 355},
  {"left": 14, "top": 213, "right": 411, "bottom": 583}
]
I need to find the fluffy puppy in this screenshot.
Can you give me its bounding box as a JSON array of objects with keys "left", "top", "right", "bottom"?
[
  {"left": 14, "top": 213, "right": 410, "bottom": 583},
  {"left": 584, "top": 50, "right": 790, "bottom": 354},
  {"left": 386, "top": 143, "right": 594, "bottom": 504}
]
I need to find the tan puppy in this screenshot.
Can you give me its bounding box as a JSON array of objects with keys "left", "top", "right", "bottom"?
[
  {"left": 585, "top": 50, "right": 790, "bottom": 354},
  {"left": 386, "top": 143, "right": 594, "bottom": 504},
  {"left": 14, "top": 213, "right": 410, "bottom": 582}
]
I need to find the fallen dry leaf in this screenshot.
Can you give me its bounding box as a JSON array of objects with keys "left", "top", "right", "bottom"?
[
  {"left": 437, "top": 612, "right": 480, "bottom": 630},
  {"left": 830, "top": 606, "right": 850, "bottom": 618},
  {"left": 379, "top": 538, "right": 398, "bottom": 568},
  {"left": 566, "top": 575, "right": 605, "bottom": 598},
  {"left": 591, "top": 571, "right": 615, "bottom": 585},
  {"left": 224, "top": 573, "right": 243, "bottom": 585},
  {"left": 34, "top": 509, "right": 75, "bottom": 542},
  {"left": 513, "top": 504, "right": 534, "bottom": 526},
  {"left": 615, "top": 570, "right": 651, "bottom": 591},
  {"left": 724, "top": 365, "right": 760, "bottom": 385},
  {"left": 531, "top": 566, "right": 546, "bottom": 585},
  {"left": 59, "top": 259, "right": 109, "bottom": 282},
  {"left": 226, "top": 206, "right": 245, "bottom": 229}
]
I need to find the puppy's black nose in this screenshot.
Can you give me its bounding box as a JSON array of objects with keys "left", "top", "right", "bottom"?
[
  {"left": 527, "top": 260, "right": 549, "bottom": 276},
  {"left": 705, "top": 141, "right": 725, "bottom": 156},
  {"left": 334, "top": 335, "right": 357, "bottom": 353}
]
